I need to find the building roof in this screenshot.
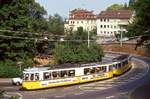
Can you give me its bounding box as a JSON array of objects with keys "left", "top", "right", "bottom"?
[
  {"left": 97, "top": 10, "right": 133, "bottom": 19},
  {"left": 69, "top": 8, "right": 96, "bottom": 20}
]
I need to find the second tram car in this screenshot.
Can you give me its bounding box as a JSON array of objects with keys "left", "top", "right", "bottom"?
[{"left": 22, "top": 54, "right": 132, "bottom": 90}]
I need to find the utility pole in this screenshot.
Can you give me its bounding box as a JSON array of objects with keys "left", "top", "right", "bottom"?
[
  {"left": 120, "top": 31, "right": 123, "bottom": 47},
  {"left": 88, "top": 30, "right": 90, "bottom": 48}
]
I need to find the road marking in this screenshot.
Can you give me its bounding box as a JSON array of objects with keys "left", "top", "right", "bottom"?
[
  {"left": 55, "top": 95, "right": 65, "bottom": 98},
  {"left": 120, "top": 92, "right": 128, "bottom": 95},
  {"left": 106, "top": 96, "right": 115, "bottom": 99},
  {"left": 74, "top": 93, "right": 84, "bottom": 95}
]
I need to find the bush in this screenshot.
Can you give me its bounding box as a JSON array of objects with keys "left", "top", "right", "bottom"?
[
  {"left": 0, "top": 58, "right": 34, "bottom": 78},
  {"left": 53, "top": 42, "right": 104, "bottom": 64}
]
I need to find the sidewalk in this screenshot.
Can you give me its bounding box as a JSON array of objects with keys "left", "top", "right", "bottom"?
[{"left": 130, "top": 83, "right": 150, "bottom": 99}]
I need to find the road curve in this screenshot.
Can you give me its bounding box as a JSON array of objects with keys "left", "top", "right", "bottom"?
[{"left": 1, "top": 55, "right": 150, "bottom": 99}]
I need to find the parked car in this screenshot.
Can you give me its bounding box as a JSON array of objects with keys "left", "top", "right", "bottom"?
[{"left": 12, "top": 77, "right": 23, "bottom": 85}]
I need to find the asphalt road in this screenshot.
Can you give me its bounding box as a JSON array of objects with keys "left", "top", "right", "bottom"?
[{"left": 0, "top": 55, "right": 150, "bottom": 99}]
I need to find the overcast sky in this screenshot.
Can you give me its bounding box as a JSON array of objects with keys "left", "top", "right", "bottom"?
[{"left": 36, "top": 0, "right": 129, "bottom": 18}]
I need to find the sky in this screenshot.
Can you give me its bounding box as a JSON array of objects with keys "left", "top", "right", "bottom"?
[{"left": 36, "top": 0, "right": 129, "bottom": 18}]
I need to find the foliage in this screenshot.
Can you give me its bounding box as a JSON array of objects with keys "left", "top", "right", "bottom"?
[
  {"left": 106, "top": 3, "right": 129, "bottom": 11},
  {"left": 48, "top": 14, "right": 64, "bottom": 35},
  {"left": 0, "top": 0, "right": 48, "bottom": 32},
  {"left": 0, "top": 0, "right": 48, "bottom": 72},
  {"left": 53, "top": 42, "right": 104, "bottom": 64},
  {"left": 129, "top": 0, "right": 135, "bottom": 9},
  {"left": 53, "top": 28, "right": 104, "bottom": 64},
  {"left": 127, "top": 0, "right": 150, "bottom": 37},
  {"left": 66, "top": 27, "right": 97, "bottom": 41}
]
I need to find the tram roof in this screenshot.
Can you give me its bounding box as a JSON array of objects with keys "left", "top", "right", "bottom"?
[{"left": 24, "top": 54, "right": 129, "bottom": 72}]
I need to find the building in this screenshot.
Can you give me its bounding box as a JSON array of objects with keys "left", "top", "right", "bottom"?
[
  {"left": 64, "top": 9, "right": 96, "bottom": 33},
  {"left": 97, "top": 10, "right": 134, "bottom": 37}
]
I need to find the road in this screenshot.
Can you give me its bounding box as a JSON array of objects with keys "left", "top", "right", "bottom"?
[{"left": 0, "top": 55, "right": 150, "bottom": 99}]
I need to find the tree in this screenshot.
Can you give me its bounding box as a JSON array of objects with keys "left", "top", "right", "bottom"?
[
  {"left": 129, "top": 0, "right": 135, "bottom": 8},
  {"left": 0, "top": 0, "right": 48, "bottom": 77},
  {"left": 126, "top": 0, "right": 150, "bottom": 50},
  {"left": 106, "top": 4, "right": 128, "bottom": 11},
  {"left": 48, "top": 14, "right": 64, "bottom": 35},
  {"left": 127, "top": 0, "right": 150, "bottom": 36},
  {"left": 53, "top": 28, "right": 104, "bottom": 64},
  {"left": 0, "top": 0, "right": 48, "bottom": 32}
]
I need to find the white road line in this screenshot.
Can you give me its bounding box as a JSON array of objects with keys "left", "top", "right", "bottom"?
[
  {"left": 106, "top": 95, "right": 115, "bottom": 99},
  {"left": 55, "top": 95, "right": 65, "bottom": 98},
  {"left": 74, "top": 93, "right": 84, "bottom": 95},
  {"left": 119, "top": 92, "right": 128, "bottom": 95}
]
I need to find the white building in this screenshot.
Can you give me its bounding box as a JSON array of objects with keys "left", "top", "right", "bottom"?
[
  {"left": 64, "top": 9, "right": 96, "bottom": 33},
  {"left": 97, "top": 10, "right": 134, "bottom": 37}
]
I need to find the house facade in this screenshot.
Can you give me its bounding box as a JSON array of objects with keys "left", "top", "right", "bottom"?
[
  {"left": 64, "top": 9, "right": 134, "bottom": 37},
  {"left": 64, "top": 9, "right": 97, "bottom": 33},
  {"left": 97, "top": 10, "right": 134, "bottom": 37}
]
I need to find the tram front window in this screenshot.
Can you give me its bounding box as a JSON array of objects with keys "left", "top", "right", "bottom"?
[
  {"left": 30, "top": 73, "right": 34, "bottom": 81},
  {"left": 24, "top": 73, "right": 29, "bottom": 81}
]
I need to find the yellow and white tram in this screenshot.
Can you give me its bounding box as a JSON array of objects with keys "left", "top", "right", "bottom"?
[{"left": 22, "top": 55, "right": 132, "bottom": 90}]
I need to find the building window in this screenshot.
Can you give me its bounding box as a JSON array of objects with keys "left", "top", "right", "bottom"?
[
  {"left": 100, "top": 19, "right": 103, "bottom": 22},
  {"left": 87, "top": 21, "right": 89, "bottom": 24},
  {"left": 107, "top": 19, "right": 109, "bottom": 22},
  {"left": 114, "top": 26, "right": 116, "bottom": 28},
  {"left": 111, "top": 25, "right": 113, "bottom": 28},
  {"left": 107, "top": 25, "right": 109, "bottom": 28},
  {"left": 81, "top": 21, "right": 83, "bottom": 24},
  {"left": 104, "top": 25, "right": 106, "bottom": 28},
  {"left": 104, "top": 19, "right": 106, "bottom": 22},
  {"left": 77, "top": 21, "right": 79, "bottom": 24},
  {"left": 100, "top": 25, "right": 103, "bottom": 28}
]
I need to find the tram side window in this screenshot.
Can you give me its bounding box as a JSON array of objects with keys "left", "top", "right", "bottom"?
[
  {"left": 25, "top": 73, "right": 29, "bottom": 80},
  {"left": 68, "top": 70, "right": 75, "bottom": 77},
  {"left": 90, "top": 68, "right": 96, "bottom": 74},
  {"left": 43, "top": 72, "right": 51, "bottom": 80},
  {"left": 84, "top": 68, "right": 90, "bottom": 75},
  {"left": 35, "top": 73, "right": 39, "bottom": 80},
  {"left": 95, "top": 67, "right": 101, "bottom": 73},
  {"left": 102, "top": 66, "right": 107, "bottom": 72},
  {"left": 113, "top": 64, "right": 116, "bottom": 69},
  {"left": 30, "top": 73, "right": 34, "bottom": 81},
  {"left": 61, "top": 71, "right": 68, "bottom": 78},
  {"left": 118, "top": 63, "right": 121, "bottom": 68},
  {"left": 52, "top": 71, "right": 60, "bottom": 79},
  {"left": 109, "top": 65, "right": 113, "bottom": 71}
]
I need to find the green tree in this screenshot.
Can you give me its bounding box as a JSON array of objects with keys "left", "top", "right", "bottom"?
[
  {"left": 48, "top": 14, "right": 64, "bottom": 35},
  {"left": 106, "top": 4, "right": 128, "bottom": 11},
  {"left": 0, "top": 0, "right": 48, "bottom": 77},
  {"left": 53, "top": 28, "right": 104, "bottom": 64},
  {"left": 127, "top": 0, "right": 150, "bottom": 36},
  {"left": 129, "top": 0, "right": 135, "bottom": 8}
]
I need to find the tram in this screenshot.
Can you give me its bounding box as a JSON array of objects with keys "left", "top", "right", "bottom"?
[{"left": 22, "top": 54, "right": 132, "bottom": 90}]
